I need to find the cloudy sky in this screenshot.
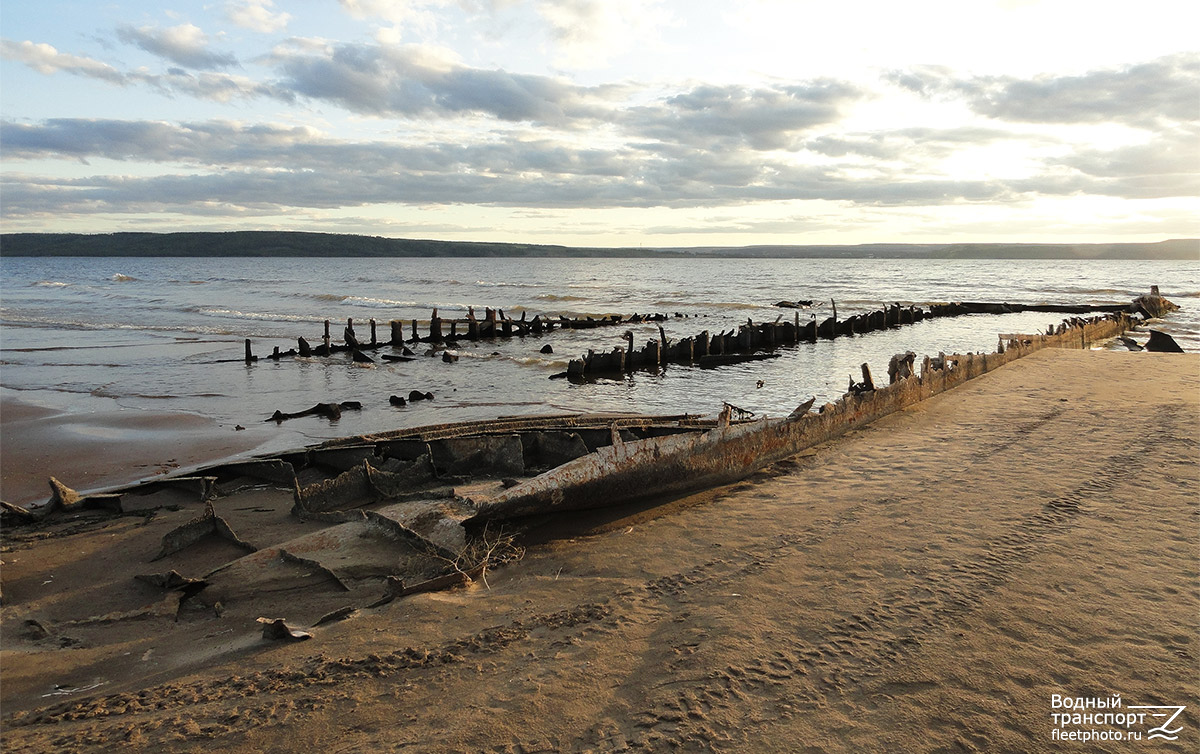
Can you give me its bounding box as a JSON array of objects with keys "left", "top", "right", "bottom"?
[{"left": 2, "top": 1, "right": 1197, "bottom": 246}]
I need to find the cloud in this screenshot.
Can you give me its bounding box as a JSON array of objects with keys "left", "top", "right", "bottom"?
[
  {"left": 269, "top": 40, "right": 607, "bottom": 122},
  {"left": 115, "top": 23, "right": 238, "bottom": 70},
  {"left": 628, "top": 81, "right": 864, "bottom": 150},
  {"left": 1059, "top": 126, "right": 1200, "bottom": 199},
  {"left": 139, "top": 69, "right": 294, "bottom": 103},
  {"left": 0, "top": 39, "right": 125, "bottom": 83},
  {"left": 804, "top": 127, "right": 1026, "bottom": 160},
  {"left": 2, "top": 38, "right": 291, "bottom": 103},
  {"left": 891, "top": 53, "right": 1200, "bottom": 127},
  {"left": 226, "top": 0, "right": 292, "bottom": 33},
  {"left": 5, "top": 112, "right": 1194, "bottom": 223}
]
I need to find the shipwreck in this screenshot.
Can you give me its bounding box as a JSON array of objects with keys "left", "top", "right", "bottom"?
[{"left": 0, "top": 291, "right": 1182, "bottom": 650}]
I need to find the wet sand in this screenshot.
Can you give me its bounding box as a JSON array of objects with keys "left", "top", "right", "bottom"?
[
  {"left": 1, "top": 396, "right": 265, "bottom": 506},
  {"left": 1, "top": 349, "right": 1197, "bottom": 753}
]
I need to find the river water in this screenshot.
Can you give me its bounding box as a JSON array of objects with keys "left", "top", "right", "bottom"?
[{"left": 2, "top": 256, "right": 1196, "bottom": 464}]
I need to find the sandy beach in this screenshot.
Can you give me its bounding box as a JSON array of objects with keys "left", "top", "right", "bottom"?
[{"left": 1, "top": 348, "right": 1196, "bottom": 753}]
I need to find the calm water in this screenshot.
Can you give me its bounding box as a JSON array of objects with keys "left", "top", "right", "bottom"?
[{"left": 2, "top": 256, "right": 1197, "bottom": 461}]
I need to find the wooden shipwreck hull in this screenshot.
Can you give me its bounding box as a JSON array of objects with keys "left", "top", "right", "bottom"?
[
  {"left": 468, "top": 411, "right": 803, "bottom": 521},
  {"left": 469, "top": 309, "right": 1136, "bottom": 523}
]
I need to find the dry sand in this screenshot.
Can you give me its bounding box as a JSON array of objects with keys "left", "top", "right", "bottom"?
[{"left": 1, "top": 348, "right": 1197, "bottom": 753}]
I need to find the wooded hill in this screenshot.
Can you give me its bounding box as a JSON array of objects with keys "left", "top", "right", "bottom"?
[{"left": 2, "top": 232, "right": 1195, "bottom": 259}]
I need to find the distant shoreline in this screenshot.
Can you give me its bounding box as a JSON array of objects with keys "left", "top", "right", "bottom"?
[{"left": 2, "top": 232, "right": 1196, "bottom": 260}]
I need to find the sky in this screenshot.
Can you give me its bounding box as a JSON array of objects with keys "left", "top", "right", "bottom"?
[{"left": 1, "top": 0, "right": 1197, "bottom": 247}]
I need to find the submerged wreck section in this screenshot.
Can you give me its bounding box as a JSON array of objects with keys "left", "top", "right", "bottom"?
[
  {"left": 242, "top": 307, "right": 687, "bottom": 363},
  {"left": 558, "top": 295, "right": 1150, "bottom": 380}
]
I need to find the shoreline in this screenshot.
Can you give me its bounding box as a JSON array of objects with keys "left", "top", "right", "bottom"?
[{"left": 1, "top": 348, "right": 1195, "bottom": 752}]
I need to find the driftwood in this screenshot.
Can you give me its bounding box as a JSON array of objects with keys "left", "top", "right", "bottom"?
[
  {"left": 312, "top": 606, "right": 357, "bottom": 626},
  {"left": 267, "top": 401, "right": 362, "bottom": 423},
  {"left": 366, "top": 563, "right": 486, "bottom": 608}
]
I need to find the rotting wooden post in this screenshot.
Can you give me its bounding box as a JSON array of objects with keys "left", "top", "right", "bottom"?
[
  {"left": 802, "top": 319, "right": 817, "bottom": 342},
  {"left": 370, "top": 319, "right": 377, "bottom": 346},
  {"left": 675, "top": 337, "right": 694, "bottom": 363},
  {"left": 696, "top": 330, "right": 710, "bottom": 358},
  {"left": 298, "top": 337, "right": 312, "bottom": 357},
  {"left": 271, "top": 346, "right": 280, "bottom": 360},
  {"left": 658, "top": 326, "right": 669, "bottom": 364},
  {"left": 390, "top": 320, "right": 403, "bottom": 345},
  {"left": 649, "top": 339, "right": 662, "bottom": 365},
  {"left": 860, "top": 363, "right": 875, "bottom": 391},
  {"left": 430, "top": 309, "right": 443, "bottom": 342},
  {"left": 412, "top": 320, "right": 419, "bottom": 342},
  {"left": 831, "top": 300, "right": 838, "bottom": 326},
  {"left": 323, "top": 320, "right": 331, "bottom": 352},
  {"left": 467, "top": 307, "right": 479, "bottom": 340},
  {"left": 501, "top": 310, "right": 513, "bottom": 338},
  {"left": 485, "top": 308, "right": 498, "bottom": 338}
]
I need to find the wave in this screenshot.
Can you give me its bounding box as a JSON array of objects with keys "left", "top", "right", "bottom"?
[
  {"left": 32, "top": 280, "right": 71, "bottom": 288},
  {"left": 196, "top": 307, "right": 321, "bottom": 324},
  {"left": 343, "top": 295, "right": 420, "bottom": 309},
  {"left": 111, "top": 273, "right": 138, "bottom": 282},
  {"left": 89, "top": 386, "right": 207, "bottom": 400},
  {"left": 474, "top": 280, "right": 541, "bottom": 289},
  {"left": 537, "top": 294, "right": 588, "bottom": 302}
]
